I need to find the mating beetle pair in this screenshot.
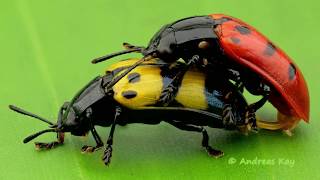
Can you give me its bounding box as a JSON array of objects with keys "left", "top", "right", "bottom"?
[
  {"left": 10, "top": 14, "right": 309, "bottom": 166},
  {"left": 94, "top": 14, "right": 309, "bottom": 123}
]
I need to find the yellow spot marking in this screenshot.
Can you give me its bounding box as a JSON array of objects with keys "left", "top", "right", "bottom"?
[{"left": 111, "top": 60, "right": 163, "bottom": 109}]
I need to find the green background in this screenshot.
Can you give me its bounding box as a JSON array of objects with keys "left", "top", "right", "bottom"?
[{"left": 1, "top": 0, "right": 319, "bottom": 179}]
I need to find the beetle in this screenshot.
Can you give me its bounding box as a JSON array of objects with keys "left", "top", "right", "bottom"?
[
  {"left": 92, "top": 14, "right": 310, "bottom": 128},
  {"left": 9, "top": 58, "right": 260, "bottom": 166}
]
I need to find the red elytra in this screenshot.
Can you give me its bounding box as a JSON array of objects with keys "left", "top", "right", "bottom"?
[{"left": 209, "top": 14, "right": 310, "bottom": 122}]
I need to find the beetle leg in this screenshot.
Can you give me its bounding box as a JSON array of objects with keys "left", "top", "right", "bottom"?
[
  {"left": 102, "top": 106, "right": 122, "bottom": 166},
  {"left": 80, "top": 108, "right": 104, "bottom": 153},
  {"left": 158, "top": 55, "right": 201, "bottom": 106},
  {"left": 246, "top": 95, "right": 269, "bottom": 130},
  {"left": 165, "top": 120, "right": 224, "bottom": 158},
  {"left": 158, "top": 78, "right": 180, "bottom": 106},
  {"left": 249, "top": 95, "right": 269, "bottom": 112},
  {"left": 33, "top": 102, "right": 69, "bottom": 150},
  {"left": 201, "top": 128, "right": 224, "bottom": 157},
  {"left": 81, "top": 127, "right": 104, "bottom": 153},
  {"left": 236, "top": 82, "right": 244, "bottom": 93},
  {"left": 223, "top": 92, "right": 243, "bottom": 129},
  {"left": 223, "top": 91, "right": 256, "bottom": 134},
  {"left": 227, "top": 69, "right": 243, "bottom": 88},
  {"left": 243, "top": 109, "right": 257, "bottom": 133},
  {"left": 244, "top": 84, "right": 270, "bottom": 130},
  {"left": 34, "top": 132, "right": 64, "bottom": 150},
  {"left": 222, "top": 104, "right": 236, "bottom": 128}
]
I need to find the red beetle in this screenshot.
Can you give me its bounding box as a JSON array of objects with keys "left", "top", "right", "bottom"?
[
  {"left": 92, "top": 14, "right": 310, "bottom": 132},
  {"left": 209, "top": 14, "right": 309, "bottom": 132}
]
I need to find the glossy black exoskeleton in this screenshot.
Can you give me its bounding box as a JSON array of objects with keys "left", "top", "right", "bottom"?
[{"left": 9, "top": 59, "right": 256, "bottom": 166}]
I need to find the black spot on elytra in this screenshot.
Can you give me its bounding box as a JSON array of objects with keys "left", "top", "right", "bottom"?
[
  {"left": 128, "top": 72, "right": 141, "bottom": 83},
  {"left": 122, "top": 90, "right": 137, "bottom": 99},
  {"left": 235, "top": 25, "right": 251, "bottom": 35},
  {"left": 230, "top": 37, "right": 240, "bottom": 44},
  {"left": 264, "top": 42, "right": 276, "bottom": 56},
  {"left": 288, "top": 63, "right": 296, "bottom": 80}
]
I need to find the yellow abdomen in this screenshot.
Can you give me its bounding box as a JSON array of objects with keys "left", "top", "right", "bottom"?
[
  {"left": 107, "top": 59, "right": 163, "bottom": 108},
  {"left": 106, "top": 59, "right": 208, "bottom": 110}
]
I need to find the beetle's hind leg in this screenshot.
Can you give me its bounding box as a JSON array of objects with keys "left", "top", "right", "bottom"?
[
  {"left": 34, "top": 102, "right": 69, "bottom": 150},
  {"left": 201, "top": 128, "right": 224, "bottom": 157},
  {"left": 166, "top": 120, "right": 224, "bottom": 158}
]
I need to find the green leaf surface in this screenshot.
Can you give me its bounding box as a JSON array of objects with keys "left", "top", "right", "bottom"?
[{"left": 1, "top": 0, "right": 319, "bottom": 179}]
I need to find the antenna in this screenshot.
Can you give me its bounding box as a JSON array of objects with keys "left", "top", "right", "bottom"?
[
  {"left": 91, "top": 48, "right": 141, "bottom": 64},
  {"left": 23, "top": 129, "right": 57, "bottom": 143},
  {"left": 105, "top": 55, "right": 153, "bottom": 92},
  {"left": 9, "top": 105, "right": 54, "bottom": 125},
  {"left": 9, "top": 105, "right": 60, "bottom": 143}
]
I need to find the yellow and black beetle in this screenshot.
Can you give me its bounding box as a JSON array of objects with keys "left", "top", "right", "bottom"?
[{"left": 10, "top": 58, "right": 260, "bottom": 166}]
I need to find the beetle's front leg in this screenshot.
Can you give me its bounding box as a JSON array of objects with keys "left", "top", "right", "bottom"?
[
  {"left": 158, "top": 55, "right": 201, "bottom": 106},
  {"left": 34, "top": 102, "right": 69, "bottom": 150},
  {"left": 35, "top": 132, "right": 64, "bottom": 150},
  {"left": 102, "top": 106, "right": 122, "bottom": 166},
  {"left": 81, "top": 108, "right": 104, "bottom": 153}
]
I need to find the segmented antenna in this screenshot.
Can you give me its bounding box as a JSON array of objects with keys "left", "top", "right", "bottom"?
[
  {"left": 23, "top": 129, "right": 57, "bottom": 143},
  {"left": 91, "top": 48, "right": 141, "bottom": 64},
  {"left": 9, "top": 105, "right": 58, "bottom": 143},
  {"left": 105, "top": 55, "right": 153, "bottom": 92},
  {"left": 9, "top": 105, "right": 54, "bottom": 125}
]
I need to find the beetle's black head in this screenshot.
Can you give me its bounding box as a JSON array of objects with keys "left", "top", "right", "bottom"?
[
  {"left": 9, "top": 76, "right": 116, "bottom": 143},
  {"left": 58, "top": 76, "right": 115, "bottom": 136},
  {"left": 142, "top": 25, "right": 179, "bottom": 62},
  {"left": 9, "top": 102, "right": 97, "bottom": 144},
  {"left": 59, "top": 98, "right": 115, "bottom": 136},
  {"left": 58, "top": 105, "right": 90, "bottom": 136}
]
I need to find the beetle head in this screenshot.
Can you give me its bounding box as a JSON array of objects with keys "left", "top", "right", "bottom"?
[
  {"left": 9, "top": 75, "right": 115, "bottom": 143},
  {"left": 9, "top": 98, "right": 115, "bottom": 144},
  {"left": 58, "top": 76, "right": 114, "bottom": 136},
  {"left": 59, "top": 96, "right": 117, "bottom": 135},
  {"left": 57, "top": 103, "right": 91, "bottom": 136},
  {"left": 143, "top": 25, "right": 179, "bottom": 62}
]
